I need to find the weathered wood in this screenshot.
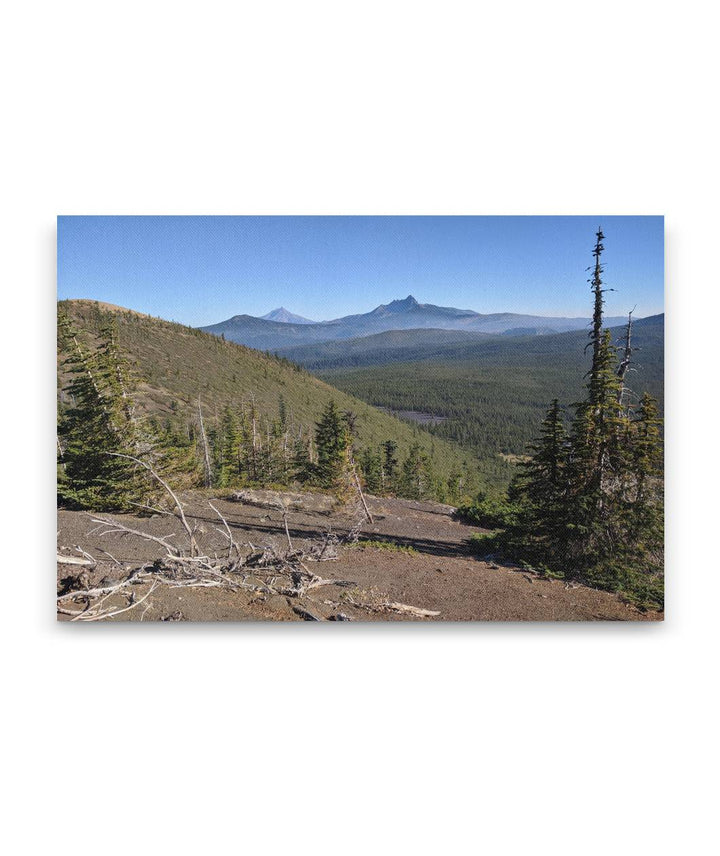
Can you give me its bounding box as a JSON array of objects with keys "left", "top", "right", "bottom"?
[
  {"left": 87, "top": 513, "right": 181, "bottom": 556},
  {"left": 105, "top": 452, "right": 198, "bottom": 556},
  {"left": 351, "top": 460, "right": 374, "bottom": 524},
  {"left": 57, "top": 554, "right": 95, "bottom": 567},
  {"left": 384, "top": 601, "right": 440, "bottom": 617},
  {"left": 197, "top": 399, "right": 212, "bottom": 489}
]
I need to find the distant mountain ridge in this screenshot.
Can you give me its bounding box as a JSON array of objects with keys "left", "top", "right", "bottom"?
[
  {"left": 200, "top": 294, "right": 631, "bottom": 350},
  {"left": 278, "top": 313, "right": 665, "bottom": 373}
]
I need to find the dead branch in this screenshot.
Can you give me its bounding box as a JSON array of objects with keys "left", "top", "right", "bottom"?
[
  {"left": 350, "top": 459, "right": 374, "bottom": 524},
  {"left": 95, "top": 547, "right": 123, "bottom": 567},
  {"left": 79, "top": 581, "right": 159, "bottom": 622},
  {"left": 105, "top": 452, "right": 198, "bottom": 555},
  {"left": 208, "top": 501, "right": 238, "bottom": 558},
  {"left": 343, "top": 596, "right": 440, "bottom": 618},
  {"left": 197, "top": 398, "right": 213, "bottom": 489},
  {"left": 75, "top": 546, "right": 97, "bottom": 565},
  {"left": 276, "top": 500, "right": 294, "bottom": 552},
  {"left": 86, "top": 513, "right": 182, "bottom": 556},
  {"left": 59, "top": 491, "right": 432, "bottom": 622},
  {"left": 384, "top": 601, "right": 440, "bottom": 617},
  {"left": 57, "top": 554, "right": 95, "bottom": 567}
]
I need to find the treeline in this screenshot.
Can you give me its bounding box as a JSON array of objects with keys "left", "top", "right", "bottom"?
[
  {"left": 57, "top": 310, "right": 466, "bottom": 510},
  {"left": 458, "top": 231, "right": 664, "bottom": 608}
]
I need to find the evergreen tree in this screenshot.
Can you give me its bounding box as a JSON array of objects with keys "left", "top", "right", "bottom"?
[
  {"left": 57, "top": 313, "right": 151, "bottom": 510},
  {"left": 359, "top": 447, "right": 382, "bottom": 494},
  {"left": 291, "top": 428, "right": 313, "bottom": 483},
  {"left": 314, "top": 400, "right": 351, "bottom": 489},
  {"left": 503, "top": 230, "right": 664, "bottom": 607},
  {"left": 399, "top": 443, "right": 434, "bottom": 500},
  {"left": 215, "top": 406, "right": 238, "bottom": 486},
  {"left": 628, "top": 392, "right": 664, "bottom": 554},
  {"left": 381, "top": 439, "right": 399, "bottom": 493}
]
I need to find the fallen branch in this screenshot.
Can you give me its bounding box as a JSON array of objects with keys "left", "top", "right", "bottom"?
[
  {"left": 79, "top": 581, "right": 159, "bottom": 622},
  {"left": 57, "top": 554, "right": 95, "bottom": 567},
  {"left": 86, "top": 514, "right": 182, "bottom": 556},
  {"left": 208, "top": 501, "right": 238, "bottom": 558},
  {"left": 343, "top": 596, "right": 440, "bottom": 618},
  {"left": 383, "top": 601, "right": 440, "bottom": 618},
  {"left": 105, "top": 452, "right": 198, "bottom": 556},
  {"left": 59, "top": 491, "right": 430, "bottom": 622}
]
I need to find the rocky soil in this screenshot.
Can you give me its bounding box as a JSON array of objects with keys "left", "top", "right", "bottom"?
[{"left": 57, "top": 489, "right": 662, "bottom": 622}]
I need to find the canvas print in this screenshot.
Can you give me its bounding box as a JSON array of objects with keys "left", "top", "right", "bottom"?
[{"left": 56, "top": 216, "right": 664, "bottom": 622}]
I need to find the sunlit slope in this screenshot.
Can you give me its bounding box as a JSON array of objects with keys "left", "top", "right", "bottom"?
[{"left": 58, "top": 300, "right": 484, "bottom": 488}]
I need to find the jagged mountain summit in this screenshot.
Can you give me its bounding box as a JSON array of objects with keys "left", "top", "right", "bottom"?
[
  {"left": 260, "top": 307, "right": 315, "bottom": 324},
  {"left": 200, "top": 294, "right": 630, "bottom": 351}
]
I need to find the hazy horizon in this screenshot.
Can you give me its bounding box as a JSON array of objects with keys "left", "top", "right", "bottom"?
[{"left": 57, "top": 215, "right": 664, "bottom": 326}]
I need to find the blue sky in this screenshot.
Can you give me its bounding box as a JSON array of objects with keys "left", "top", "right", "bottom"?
[{"left": 57, "top": 216, "right": 664, "bottom": 326}]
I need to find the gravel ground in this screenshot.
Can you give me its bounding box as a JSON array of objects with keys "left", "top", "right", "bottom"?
[{"left": 56, "top": 491, "right": 662, "bottom": 622}]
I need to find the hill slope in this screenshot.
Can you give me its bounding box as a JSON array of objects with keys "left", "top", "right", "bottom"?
[
  {"left": 58, "top": 300, "right": 485, "bottom": 492},
  {"left": 200, "top": 294, "right": 628, "bottom": 350}
]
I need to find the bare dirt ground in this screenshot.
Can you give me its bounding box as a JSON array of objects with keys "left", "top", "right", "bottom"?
[{"left": 57, "top": 491, "right": 662, "bottom": 622}]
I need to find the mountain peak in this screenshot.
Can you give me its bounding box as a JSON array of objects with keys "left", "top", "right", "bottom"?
[
  {"left": 386, "top": 295, "right": 420, "bottom": 310},
  {"left": 260, "top": 307, "right": 315, "bottom": 325}
]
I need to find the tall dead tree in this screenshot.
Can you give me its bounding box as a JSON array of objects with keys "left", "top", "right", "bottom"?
[
  {"left": 616, "top": 308, "right": 636, "bottom": 409},
  {"left": 197, "top": 398, "right": 212, "bottom": 488},
  {"left": 249, "top": 394, "right": 259, "bottom": 481}
]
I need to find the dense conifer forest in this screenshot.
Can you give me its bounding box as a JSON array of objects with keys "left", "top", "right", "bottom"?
[{"left": 309, "top": 315, "right": 663, "bottom": 478}]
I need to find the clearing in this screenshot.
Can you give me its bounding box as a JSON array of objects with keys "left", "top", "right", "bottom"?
[{"left": 57, "top": 489, "right": 661, "bottom": 622}]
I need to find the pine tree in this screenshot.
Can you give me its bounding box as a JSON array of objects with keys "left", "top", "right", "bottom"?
[
  {"left": 588, "top": 227, "right": 610, "bottom": 378},
  {"left": 359, "top": 448, "right": 382, "bottom": 494},
  {"left": 57, "top": 313, "right": 151, "bottom": 510},
  {"left": 504, "top": 229, "right": 664, "bottom": 606},
  {"left": 314, "top": 400, "right": 351, "bottom": 489},
  {"left": 381, "top": 439, "right": 399, "bottom": 493},
  {"left": 291, "top": 428, "right": 313, "bottom": 483},
  {"left": 399, "top": 443, "right": 434, "bottom": 500},
  {"left": 628, "top": 392, "right": 664, "bottom": 554},
  {"left": 215, "top": 406, "right": 239, "bottom": 486}
]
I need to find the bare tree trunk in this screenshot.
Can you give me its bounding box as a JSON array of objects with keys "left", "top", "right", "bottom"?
[
  {"left": 282, "top": 430, "right": 289, "bottom": 483},
  {"left": 250, "top": 396, "right": 258, "bottom": 481},
  {"left": 197, "top": 398, "right": 212, "bottom": 489},
  {"left": 350, "top": 457, "right": 374, "bottom": 524},
  {"left": 617, "top": 308, "right": 635, "bottom": 408}
]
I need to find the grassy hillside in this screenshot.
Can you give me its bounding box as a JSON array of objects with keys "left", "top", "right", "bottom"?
[
  {"left": 58, "top": 300, "right": 488, "bottom": 495},
  {"left": 311, "top": 315, "right": 664, "bottom": 467}
]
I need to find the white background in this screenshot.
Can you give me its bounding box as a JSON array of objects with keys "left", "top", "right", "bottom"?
[{"left": 2, "top": 1, "right": 718, "bottom": 854}]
